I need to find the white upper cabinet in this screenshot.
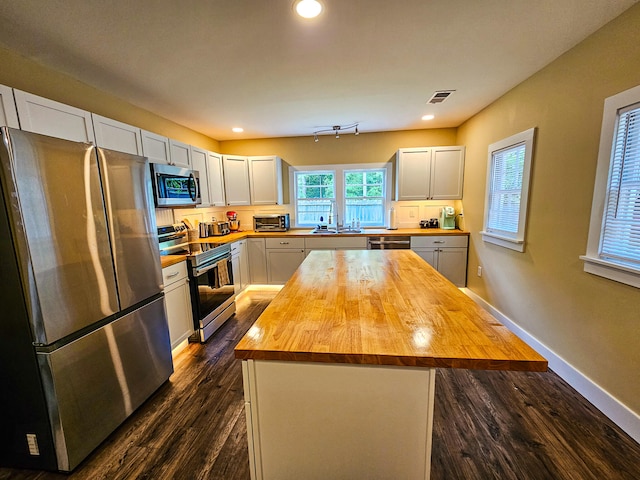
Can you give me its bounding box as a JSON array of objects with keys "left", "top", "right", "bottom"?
[
  {"left": 0, "top": 84, "right": 19, "bottom": 128},
  {"left": 396, "top": 148, "right": 431, "bottom": 201},
  {"left": 92, "top": 114, "right": 143, "bottom": 155},
  {"left": 222, "top": 155, "right": 251, "bottom": 206},
  {"left": 248, "top": 155, "right": 289, "bottom": 205},
  {"left": 13, "top": 90, "right": 95, "bottom": 143},
  {"left": 430, "top": 146, "right": 465, "bottom": 199},
  {"left": 169, "top": 139, "right": 191, "bottom": 169},
  {"left": 207, "top": 152, "right": 226, "bottom": 206},
  {"left": 141, "top": 130, "right": 171, "bottom": 164},
  {"left": 395, "top": 146, "right": 465, "bottom": 200},
  {"left": 190, "top": 145, "right": 210, "bottom": 207}
]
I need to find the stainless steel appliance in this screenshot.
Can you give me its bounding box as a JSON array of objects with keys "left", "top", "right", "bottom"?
[
  {"left": 254, "top": 213, "right": 290, "bottom": 232},
  {"left": 367, "top": 236, "right": 411, "bottom": 249},
  {"left": 150, "top": 162, "right": 201, "bottom": 207},
  {"left": 209, "top": 221, "right": 231, "bottom": 236},
  {"left": 0, "top": 128, "right": 173, "bottom": 472},
  {"left": 186, "top": 242, "right": 236, "bottom": 342},
  {"left": 157, "top": 223, "right": 189, "bottom": 254}
]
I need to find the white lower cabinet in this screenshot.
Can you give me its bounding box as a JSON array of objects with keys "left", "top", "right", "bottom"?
[
  {"left": 304, "top": 236, "right": 367, "bottom": 256},
  {"left": 162, "top": 262, "right": 193, "bottom": 352},
  {"left": 411, "top": 235, "right": 468, "bottom": 287},
  {"left": 231, "top": 240, "right": 250, "bottom": 293},
  {"left": 248, "top": 238, "right": 268, "bottom": 284},
  {"left": 265, "top": 237, "right": 305, "bottom": 284}
]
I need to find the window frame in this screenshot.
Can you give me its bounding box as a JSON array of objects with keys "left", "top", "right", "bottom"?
[
  {"left": 581, "top": 84, "right": 640, "bottom": 288},
  {"left": 290, "top": 162, "right": 392, "bottom": 228},
  {"left": 480, "top": 127, "right": 536, "bottom": 252}
]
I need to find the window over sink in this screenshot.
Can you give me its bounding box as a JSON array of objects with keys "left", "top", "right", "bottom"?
[{"left": 292, "top": 163, "right": 392, "bottom": 228}]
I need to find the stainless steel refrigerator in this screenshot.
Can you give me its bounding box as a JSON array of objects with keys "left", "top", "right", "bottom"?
[{"left": 0, "top": 127, "right": 173, "bottom": 472}]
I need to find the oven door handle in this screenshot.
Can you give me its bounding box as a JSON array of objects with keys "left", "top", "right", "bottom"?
[{"left": 193, "top": 255, "right": 231, "bottom": 276}]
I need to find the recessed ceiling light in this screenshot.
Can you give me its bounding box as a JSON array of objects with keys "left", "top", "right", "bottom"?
[
  {"left": 295, "top": 0, "right": 323, "bottom": 19},
  {"left": 422, "top": 114, "right": 435, "bottom": 121},
  {"left": 232, "top": 127, "right": 244, "bottom": 133}
]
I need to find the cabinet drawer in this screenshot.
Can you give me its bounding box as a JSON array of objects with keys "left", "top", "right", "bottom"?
[
  {"left": 162, "top": 261, "right": 188, "bottom": 286},
  {"left": 265, "top": 237, "right": 305, "bottom": 249},
  {"left": 410, "top": 235, "right": 468, "bottom": 248},
  {"left": 305, "top": 236, "right": 367, "bottom": 250}
]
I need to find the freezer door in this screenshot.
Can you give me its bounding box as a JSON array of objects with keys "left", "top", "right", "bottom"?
[
  {"left": 37, "top": 296, "right": 172, "bottom": 472},
  {"left": 0, "top": 128, "right": 119, "bottom": 345},
  {"left": 98, "top": 147, "right": 163, "bottom": 309}
]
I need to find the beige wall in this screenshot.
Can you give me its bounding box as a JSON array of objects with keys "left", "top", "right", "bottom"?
[
  {"left": 457, "top": 4, "right": 640, "bottom": 414},
  {"left": 219, "top": 128, "right": 457, "bottom": 166},
  {"left": 0, "top": 45, "right": 219, "bottom": 152}
]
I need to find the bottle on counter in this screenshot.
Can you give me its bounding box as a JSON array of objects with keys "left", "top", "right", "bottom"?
[{"left": 388, "top": 207, "right": 398, "bottom": 230}]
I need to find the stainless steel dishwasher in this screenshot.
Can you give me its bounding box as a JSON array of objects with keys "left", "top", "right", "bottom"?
[{"left": 367, "top": 236, "right": 411, "bottom": 249}]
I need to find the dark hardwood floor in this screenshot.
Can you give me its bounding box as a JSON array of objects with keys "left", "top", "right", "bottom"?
[{"left": 2, "top": 289, "right": 639, "bottom": 480}]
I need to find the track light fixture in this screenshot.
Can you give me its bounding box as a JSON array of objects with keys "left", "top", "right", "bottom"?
[{"left": 313, "top": 123, "right": 360, "bottom": 142}]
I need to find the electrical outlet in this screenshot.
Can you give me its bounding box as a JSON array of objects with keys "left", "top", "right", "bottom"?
[
  {"left": 477, "top": 266, "right": 483, "bottom": 277},
  {"left": 409, "top": 209, "right": 415, "bottom": 218}
]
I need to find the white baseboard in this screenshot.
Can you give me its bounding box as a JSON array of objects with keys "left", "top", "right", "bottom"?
[{"left": 461, "top": 288, "right": 640, "bottom": 445}]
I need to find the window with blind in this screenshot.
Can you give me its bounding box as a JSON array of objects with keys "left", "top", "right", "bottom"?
[
  {"left": 481, "top": 128, "right": 536, "bottom": 252},
  {"left": 600, "top": 103, "right": 640, "bottom": 266},
  {"left": 582, "top": 85, "right": 640, "bottom": 288}
]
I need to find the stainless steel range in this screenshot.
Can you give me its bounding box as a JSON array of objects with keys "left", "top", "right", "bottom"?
[{"left": 158, "top": 226, "right": 236, "bottom": 342}]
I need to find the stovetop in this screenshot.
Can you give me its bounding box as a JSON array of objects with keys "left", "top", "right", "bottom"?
[{"left": 158, "top": 224, "right": 231, "bottom": 267}]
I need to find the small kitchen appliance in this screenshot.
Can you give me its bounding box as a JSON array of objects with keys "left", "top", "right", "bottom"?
[
  {"left": 420, "top": 218, "right": 439, "bottom": 229},
  {"left": 226, "top": 211, "right": 240, "bottom": 232},
  {"left": 440, "top": 206, "right": 456, "bottom": 230},
  {"left": 253, "top": 213, "right": 290, "bottom": 232},
  {"left": 210, "top": 220, "right": 231, "bottom": 236}
]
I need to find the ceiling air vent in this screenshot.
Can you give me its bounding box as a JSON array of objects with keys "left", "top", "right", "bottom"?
[{"left": 427, "top": 90, "right": 455, "bottom": 104}]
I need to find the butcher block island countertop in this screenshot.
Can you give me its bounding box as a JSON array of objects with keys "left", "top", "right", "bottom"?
[
  {"left": 235, "top": 250, "right": 546, "bottom": 480},
  {"left": 235, "top": 249, "right": 547, "bottom": 371}
]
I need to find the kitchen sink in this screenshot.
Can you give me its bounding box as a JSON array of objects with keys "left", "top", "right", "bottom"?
[{"left": 310, "top": 227, "right": 362, "bottom": 234}]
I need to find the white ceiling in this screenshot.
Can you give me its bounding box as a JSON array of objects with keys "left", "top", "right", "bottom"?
[{"left": 0, "top": 0, "right": 637, "bottom": 140}]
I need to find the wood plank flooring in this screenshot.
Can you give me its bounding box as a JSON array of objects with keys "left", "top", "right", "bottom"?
[{"left": 1, "top": 289, "right": 639, "bottom": 479}]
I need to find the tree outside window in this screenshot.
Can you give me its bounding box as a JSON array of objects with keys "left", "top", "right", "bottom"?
[
  {"left": 296, "top": 171, "right": 335, "bottom": 225},
  {"left": 344, "top": 169, "right": 385, "bottom": 226}
]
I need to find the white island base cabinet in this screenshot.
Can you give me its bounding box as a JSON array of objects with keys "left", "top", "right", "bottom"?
[{"left": 242, "top": 359, "right": 436, "bottom": 480}]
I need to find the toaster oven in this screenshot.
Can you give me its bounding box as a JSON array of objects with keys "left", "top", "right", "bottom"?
[{"left": 253, "top": 214, "right": 290, "bottom": 232}]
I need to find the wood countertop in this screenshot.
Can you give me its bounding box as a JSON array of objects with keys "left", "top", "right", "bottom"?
[
  {"left": 159, "top": 228, "right": 468, "bottom": 269},
  {"left": 235, "top": 250, "right": 547, "bottom": 372}
]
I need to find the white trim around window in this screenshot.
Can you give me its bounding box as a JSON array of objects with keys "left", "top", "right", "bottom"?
[
  {"left": 580, "top": 84, "right": 640, "bottom": 288},
  {"left": 289, "top": 162, "right": 393, "bottom": 228},
  {"left": 480, "top": 127, "right": 536, "bottom": 252}
]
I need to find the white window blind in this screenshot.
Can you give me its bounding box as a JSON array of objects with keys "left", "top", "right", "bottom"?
[
  {"left": 599, "top": 102, "right": 640, "bottom": 267},
  {"left": 486, "top": 143, "right": 526, "bottom": 235}
]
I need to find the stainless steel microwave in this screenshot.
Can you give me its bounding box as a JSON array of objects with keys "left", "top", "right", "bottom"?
[
  {"left": 150, "top": 163, "right": 201, "bottom": 208},
  {"left": 253, "top": 214, "right": 290, "bottom": 232}
]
